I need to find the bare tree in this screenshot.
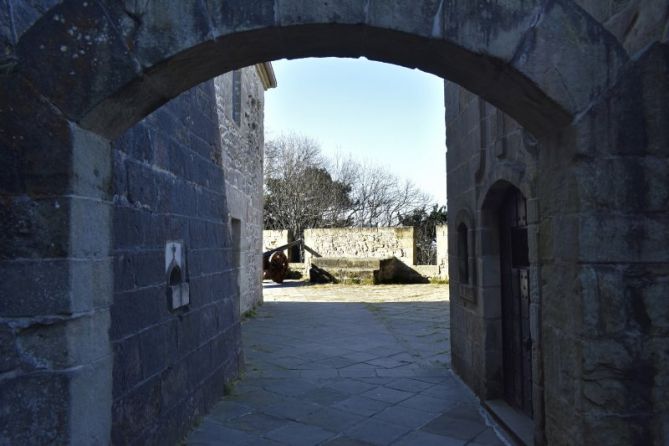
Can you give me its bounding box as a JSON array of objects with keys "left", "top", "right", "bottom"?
[
  {"left": 330, "top": 155, "right": 432, "bottom": 227},
  {"left": 264, "top": 134, "right": 352, "bottom": 245},
  {"left": 264, "top": 134, "right": 436, "bottom": 249}
]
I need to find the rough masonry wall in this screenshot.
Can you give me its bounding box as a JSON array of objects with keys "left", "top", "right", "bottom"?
[
  {"left": 263, "top": 229, "right": 292, "bottom": 252},
  {"left": 435, "top": 225, "right": 449, "bottom": 278},
  {"left": 445, "top": 4, "right": 669, "bottom": 442},
  {"left": 303, "top": 227, "right": 416, "bottom": 266},
  {"left": 446, "top": 84, "right": 538, "bottom": 403},
  {"left": 110, "top": 67, "right": 264, "bottom": 444},
  {"left": 573, "top": 0, "right": 669, "bottom": 55},
  {"left": 215, "top": 69, "right": 265, "bottom": 314}
]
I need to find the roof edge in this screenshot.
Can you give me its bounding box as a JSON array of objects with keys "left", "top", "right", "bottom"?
[{"left": 255, "top": 62, "right": 277, "bottom": 90}]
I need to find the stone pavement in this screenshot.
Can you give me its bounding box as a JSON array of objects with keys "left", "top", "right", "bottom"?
[{"left": 186, "top": 283, "right": 508, "bottom": 446}]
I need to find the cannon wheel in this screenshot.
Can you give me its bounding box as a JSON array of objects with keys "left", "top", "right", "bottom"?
[{"left": 268, "top": 251, "right": 289, "bottom": 283}]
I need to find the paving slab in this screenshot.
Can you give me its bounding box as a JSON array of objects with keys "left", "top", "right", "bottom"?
[
  {"left": 265, "top": 422, "right": 336, "bottom": 446},
  {"left": 344, "top": 419, "right": 410, "bottom": 446},
  {"left": 186, "top": 283, "right": 506, "bottom": 445}
]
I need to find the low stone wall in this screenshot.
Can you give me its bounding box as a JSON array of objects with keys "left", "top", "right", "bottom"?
[
  {"left": 413, "top": 265, "right": 440, "bottom": 279},
  {"left": 436, "top": 225, "right": 449, "bottom": 279},
  {"left": 304, "top": 227, "right": 416, "bottom": 266},
  {"left": 263, "top": 230, "right": 291, "bottom": 252}
]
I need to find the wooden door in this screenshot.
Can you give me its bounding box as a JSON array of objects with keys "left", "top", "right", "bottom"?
[{"left": 499, "top": 188, "right": 533, "bottom": 417}]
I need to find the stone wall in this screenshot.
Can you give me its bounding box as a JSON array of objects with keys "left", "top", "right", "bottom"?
[
  {"left": 109, "top": 66, "right": 266, "bottom": 444},
  {"left": 215, "top": 68, "right": 265, "bottom": 315},
  {"left": 436, "top": 225, "right": 449, "bottom": 279},
  {"left": 574, "top": 0, "right": 668, "bottom": 55},
  {"left": 303, "top": 227, "right": 416, "bottom": 267},
  {"left": 1, "top": 2, "right": 667, "bottom": 445},
  {"left": 445, "top": 6, "right": 669, "bottom": 443},
  {"left": 263, "top": 229, "right": 292, "bottom": 252}
]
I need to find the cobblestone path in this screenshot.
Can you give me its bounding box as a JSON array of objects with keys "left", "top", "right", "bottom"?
[{"left": 186, "top": 283, "right": 506, "bottom": 445}]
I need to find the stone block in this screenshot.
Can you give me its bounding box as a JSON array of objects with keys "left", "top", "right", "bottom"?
[
  {"left": 0, "top": 195, "right": 69, "bottom": 259},
  {"left": 112, "top": 335, "right": 143, "bottom": 399},
  {"left": 109, "top": 286, "right": 165, "bottom": 340},
  {"left": 111, "top": 374, "right": 162, "bottom": 445},
  {"left": 0, "top": 372, "right": 69, "bottom": 444},
  {"left": 542, "top": 327, "right": 579, "bottom": 408},
  {"left": 17, "top": 310, "right": 110, "bottom": 370},
  {"left": 278, "top": 0, "right": 366, "bottom": 26},
  {"left": 480, "top": 286, "right": 501, "bottom": 319},
  {"left": 114, "top": 124, "right": 153, "bottom": 163},
  {"left": 0, "top": 258, "right": 70, "bottom": 316},
  {"left": 512, "top": 0, "right": 627, "bottom": 116},
  {"left": 582, "top": 413, "right": 653, "bottom": 446},
  {"left": 441, "top": 0, "right": 540, "bottom": 60},
  {"left": 0, "top": 1, "right": 13, "bottom": 45},
  {"left": 575, "top": 157, "right": 669, "bottom": 214},
  {"left": 477, "top": 255, "right": 500, "bottom": 287},
  {"left": 104, "top": 0, "right": 212, "bottom": 68},
  {"left": 367, "top": 0, "right": 442, "bottom": 38},
  {"left": 69, "top": 197, "right": 112, "bottom": 259},
  {"left": 112, "top": 206, "right": 144, "bottom": 250},
  {"left": 0, "top": 75, "right": 74, "bottom": 196},
  {"left": 16, "top": 1, "right": 141, "bottom": 122},
  {"left": 639, "top": 43, "right": 669, "bottom": 158},
  {"left": 579, "top": 213, "right": 669, "bottom": 263},
  {"left": 126, "top": 161, "right": 159, "bottom": 210},
  {"left": 207, "top": 0, "right": 276, "bottom": 35},
  {"left": 0, "top": 323, "right": 19, "bottom": 373},
  {"left": 71, "top": 124, "right": 112, "bottom": 200},
  {"left": 542, "top": 262, "right": 582, "bottom": 334},
  {"left": 176, "top": 309, "right": 204, "bottom": 357},
  {"left": 69, "top": 355, "right": 113, "bottom": 445},
  {"left": 579, "top": 265, "right": 628, "bottom": 337}
]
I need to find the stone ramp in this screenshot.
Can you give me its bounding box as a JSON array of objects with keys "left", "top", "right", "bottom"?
[
  {"left": 309, "top": 258, "right": 429, "bottom": 284},
  {"left": 186, "top": 285, "right": 508, "bottom": 445},
  {"left": 310, "top": 257, "right": 382, "bottom": 284}
]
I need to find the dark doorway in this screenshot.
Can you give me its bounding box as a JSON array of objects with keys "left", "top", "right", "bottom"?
[{"left": 499, "top": 187, "right": 532, "bottom": 417}]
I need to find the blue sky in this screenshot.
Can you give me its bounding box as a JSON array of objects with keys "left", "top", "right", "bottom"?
[{"left": 264, "top": 57, "right": 447, "bottom": 206}]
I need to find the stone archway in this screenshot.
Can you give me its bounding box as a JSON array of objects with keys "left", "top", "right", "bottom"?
[{"left": 1, "top": 1, "right": 649, "bottom": 444}]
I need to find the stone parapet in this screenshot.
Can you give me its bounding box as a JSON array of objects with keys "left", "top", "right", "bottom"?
[{"left": 304, "top": 227, "right": 416, "bottom": 267}]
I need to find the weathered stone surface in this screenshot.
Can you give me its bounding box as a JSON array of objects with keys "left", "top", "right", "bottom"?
[
  {"left": 0, "top": 373, "right": 69, "bottom": 444},
  {"left": 106, "top": 65, "right": 265, "bottom": 443},
  {"left": 278, "top": 0, "right": 367, "bottom": 26},
  {"left": 0, "top": 323, "right": 19, "bottom": 373},
  {"left": 594, "top": 0, "right": 669, "bottom": 55},
  {"left": 512, "top": 0, "right": 628, "bottom": 118},
  {"left": 365, "top": 0, "right": 441, "bottom": 39},
  {"left": 440, "top": 0, "right": 541, "bottom": 59},
  {"left": 0, "top": 75, "right": 74, "bottom": 196},
  {"left": 2, "top": 1, "right": 667, "bottom": 445},
  {"left": 7, "top": 0, "right": 61, "bottom": 39},
  {"left": 447, "top": 20, "right": 669, "bottom": 445},
  {"left": 207, "top": 0, "right": 275, "bottom": 35},
  {"left": 104, "top": 0, "right": 213, "bottom": 68},
  {"left": 16, "top": 1, "right": 141, "bottom": 121},
  {"left": 304, "top": 227, "right": 417, "bottom": 266},
  {"left": 5, "top": 0, "right": 628, "bottom": 140}
]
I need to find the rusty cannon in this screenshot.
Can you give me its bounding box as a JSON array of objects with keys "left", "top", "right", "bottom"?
[{"left": 262, "top": 239, "right": 303, "bottom": 283}]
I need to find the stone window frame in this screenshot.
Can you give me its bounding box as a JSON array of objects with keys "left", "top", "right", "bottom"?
[
  {"left": 454, "top": 209, "right": 477, "bottom": 304},
  {"left": 232, "top": 70, "right": 242, "bottom": 127}
]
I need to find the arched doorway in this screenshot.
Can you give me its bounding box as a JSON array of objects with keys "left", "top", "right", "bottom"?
[
  {"left": 3, "top": 1, "right": 652, "bottom": 445},
  {"left": 498, "top": 186, "right": 532, "bottom": 417},
  {"left": 476, "top": 180, "right": 537, "bottom": 444}
]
